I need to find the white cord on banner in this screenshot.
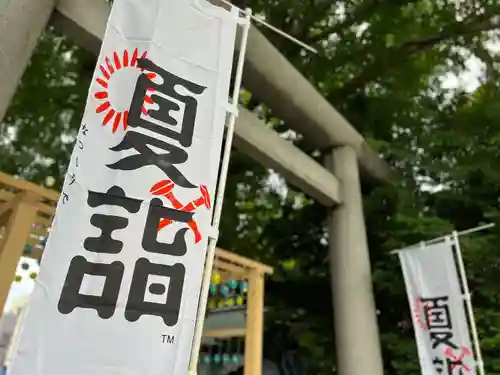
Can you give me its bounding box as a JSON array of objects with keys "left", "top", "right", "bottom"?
[
  {"left": 390, "top": 223, "right": 495, "bottom": 255},
  {"left": 452, "top": 231, "right": 486, "bottom": 375},
  {"left": 187, "top": 8, "right": 252, "bottom": 375},
  {"left": 217, "top": 0, "right": 318, "bottom": 54}
]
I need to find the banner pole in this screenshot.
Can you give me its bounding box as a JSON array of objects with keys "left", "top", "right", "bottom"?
[
  {"left": 452, "top": 231, "right": 486, "bottom": 375},
  {"left": 390, "top": 223, "right": 495, "bottom": 255},
  {"left": 187, "top": 8, "right": 252, "bottom": 375},
  {"left": 217, "top": 0, "right": 318, "bottom": 54}
]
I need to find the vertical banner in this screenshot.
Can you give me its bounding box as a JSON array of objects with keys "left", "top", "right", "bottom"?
[
  {"left": 399, "top": 240, "right": 476, "bottom": 375},
  {"left": 10, "top": 1, "right": 239, "bottom": 375}
]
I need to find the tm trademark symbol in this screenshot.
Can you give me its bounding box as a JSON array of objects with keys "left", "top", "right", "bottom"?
[{"left": 161, "top": 334, "right": 175, "bottom": 344}]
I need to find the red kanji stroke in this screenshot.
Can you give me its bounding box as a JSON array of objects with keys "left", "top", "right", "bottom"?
[
  {"left": 444, "top": 346, "right": 472, "bottom": 373},
  {"left": 413, "top": 296, "right": 430, "bottom": 330},
  {"left": 150, "top": 180, "right": 211, "bottom": 244}
]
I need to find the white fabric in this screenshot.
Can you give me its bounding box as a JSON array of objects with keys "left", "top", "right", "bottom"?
[
  {"left": 399, "top": 240, "right": 476, "bottom": 375},
  {"left": 10, "top": 1, "right": 238, "bottom": 375}
]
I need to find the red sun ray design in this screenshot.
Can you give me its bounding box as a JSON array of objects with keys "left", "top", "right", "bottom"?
[
  {"left": 103, "top": 109, "right": 115, "bottom": 125},
  {"left": 123, "top": 110, "right": 129, "bottom": 130},
  {"left": 105, "top": 57, "right": 115, "bottom": 74},
  {"left": 96, "top": 78, "right": 108, "bottom": 88},
  {"left": 112, "top": 112, "right": 122, "bottom": 133},
  {"left": 113, "top": 52, "right": 121, "bottom": 70},
  {"left": 123, "top": 50, "right": 129, "bottom": 67},
  {"left": 100, "top": 65, "right": 110, "bottom": 80},
  {"left": 94, "top": 91, "right": 108, "bottom": 100},
  {"left": 96, "top": 101, "right": 111, "bottom": 113},
  {"left": 94, "top": 48, "right": 154, "bottom": 134},
  {"left": 131, "top": 48, "right": 139, "bottom": 67}
]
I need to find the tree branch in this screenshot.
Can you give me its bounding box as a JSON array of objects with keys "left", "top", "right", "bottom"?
[
  {"left": 471, "top": 40, "right": 500, "bottom": 81},
  {"left": 308, "top": 0, "right": 420, "bottom": 45},
  {"left": 308, "top": 0, "right": 382, "bottom": 44},
  {"left": 403, "top": 19, "right": 500, "bottom": 53},
  {"left": 331, "top": 17, "right": 500, "bottom": 97}
]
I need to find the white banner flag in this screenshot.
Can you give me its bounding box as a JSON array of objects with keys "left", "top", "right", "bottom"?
[
  {"left": 10, "top": 1, "right": 239, "bottom": 375},
  {"left": 399, "top": 240, "right": 476, "bottom": 375}
]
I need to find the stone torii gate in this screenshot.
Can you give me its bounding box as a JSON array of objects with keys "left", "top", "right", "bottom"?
[{"left": 0, "top": 1, "right": 393, "bottom": 375}]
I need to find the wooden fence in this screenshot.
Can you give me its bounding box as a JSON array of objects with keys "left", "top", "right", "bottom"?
[{"left": 0, "top": 172, "right": 272, "bottom": 375}]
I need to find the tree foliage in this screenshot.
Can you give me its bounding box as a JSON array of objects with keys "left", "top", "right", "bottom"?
[{"left": 2, "top": 0, "right": 500, "bottom": 374}]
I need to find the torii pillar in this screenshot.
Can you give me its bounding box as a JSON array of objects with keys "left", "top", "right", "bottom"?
[
  {"left": 0, "top": 0, "right": 55, "bottom": 122},
  {"left": 326, "top": 146, "right": 385, "bottom": 375}
]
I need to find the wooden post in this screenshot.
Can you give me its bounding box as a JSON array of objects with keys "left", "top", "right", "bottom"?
[
  {"left": 244, "top": 271, "right": 264, "bottom": 375},
  {"left": 0, "top": 192, "right": 39, "bottom": 315}
]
